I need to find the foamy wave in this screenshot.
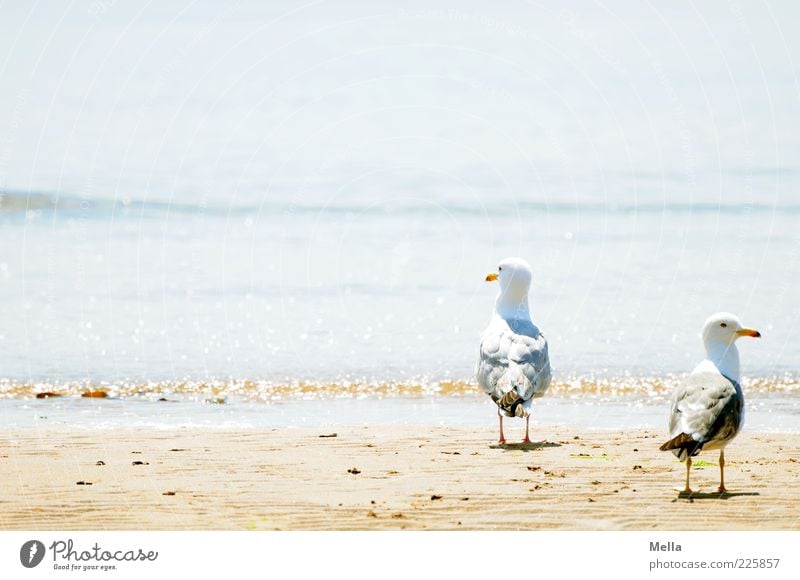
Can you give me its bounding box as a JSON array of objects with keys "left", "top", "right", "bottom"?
[{"left": 1, "top": 375, "right": 798, "bottom": 401}]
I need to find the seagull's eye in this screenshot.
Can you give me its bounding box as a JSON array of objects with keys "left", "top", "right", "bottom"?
[
  {"left": 720, "top": 323, "right": 727, "bottom": 328},
  {"left": 498, "top": 267, "right": 502, "bottom": 271}
]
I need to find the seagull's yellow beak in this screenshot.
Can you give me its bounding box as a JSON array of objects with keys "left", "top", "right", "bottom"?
[
  {"left": 485, "top": 272, "right": 498, "bottom": 282},
  {"left": 736, "top": 328, "right": 761, "bottom": 338}
]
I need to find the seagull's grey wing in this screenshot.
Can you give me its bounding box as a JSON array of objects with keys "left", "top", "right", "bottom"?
[
  {"left": 659, "top": 372, "right": 744, "bottom": 460},
  {"left": 477, "top": 326, "right": 550, "bottom": 417},
  {"left": 477, "top": 328, "right": 508, "bottom": 394},
  {"left": 509, "top": 332, "right": 551, "bottom": 402}
]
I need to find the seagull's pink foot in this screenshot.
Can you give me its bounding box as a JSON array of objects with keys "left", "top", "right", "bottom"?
[
  {"left": 522, "top": 437, "right": 532, "bottom": 444},
  {"left": 717, "top": 486, "right": 727, "bottom": 494},
  {"left": 498, "top": 437, "right": 507, "bottom": 445}
]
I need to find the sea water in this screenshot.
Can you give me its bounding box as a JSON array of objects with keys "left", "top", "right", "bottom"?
[{"left": 0, "top": 1, "right": 798, "bottom": 428}]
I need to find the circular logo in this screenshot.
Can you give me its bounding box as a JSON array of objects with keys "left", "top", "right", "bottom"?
[{"left": 20, "top": 540, "right": 45, "bottom": 568}]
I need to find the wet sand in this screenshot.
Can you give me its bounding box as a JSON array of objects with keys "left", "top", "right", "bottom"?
[{"left": 1, "top": 426, "right": 798, "bottom": 530}]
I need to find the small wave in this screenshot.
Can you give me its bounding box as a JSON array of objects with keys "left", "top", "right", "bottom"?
[
  {"left": 2, "top": 190, "right": 798, "bottom": 220},
  {"left": 2, "top": 375, "right": 798, "bottom": 402}
]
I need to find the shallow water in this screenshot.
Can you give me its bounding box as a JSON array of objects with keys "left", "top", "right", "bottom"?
[
  {"left": 2, "top": 392, "right": 798, "bottom": 434},
  {"left": 1, "top": 376, "right": 798, "bottom": 432}
]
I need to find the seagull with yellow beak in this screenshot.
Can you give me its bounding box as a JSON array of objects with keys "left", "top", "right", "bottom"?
[
  {"left": 660, "top": 312, "right": 761, "bottom": 493},
  {"left": 476, "top": 257, "right": 551, "bottom": 444}
]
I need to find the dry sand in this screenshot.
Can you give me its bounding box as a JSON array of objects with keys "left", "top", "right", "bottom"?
[{"left": 1, "top": 426, "right": 798, "bottom": 530}]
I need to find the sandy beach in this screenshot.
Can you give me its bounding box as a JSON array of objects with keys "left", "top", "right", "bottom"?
[{"left": 1, "top": 425, "right": 798, "bottom": 530}]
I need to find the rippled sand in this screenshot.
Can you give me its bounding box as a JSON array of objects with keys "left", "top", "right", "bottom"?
[{"left": 1, "top": 426, "right": 798, "bottom": 530}]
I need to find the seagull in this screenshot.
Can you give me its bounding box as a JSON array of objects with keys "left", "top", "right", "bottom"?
[
  {"left": 659, "top": 312, "right": 761, "bottom": 493},
  {"left": 476, "top": 257, "right": 551, "bottom": 444}
]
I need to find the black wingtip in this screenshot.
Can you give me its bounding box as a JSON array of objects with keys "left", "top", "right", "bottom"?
[{"left": 660, "top": 433, "right": 703, "bottom": 460}]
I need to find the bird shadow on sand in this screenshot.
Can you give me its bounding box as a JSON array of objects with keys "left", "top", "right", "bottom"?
[
  {"left": 672, "top": 491, "right": 760, "bottom": 502},
  {"left": 489, "top": 441, "right": 562, "bottom": 452}
]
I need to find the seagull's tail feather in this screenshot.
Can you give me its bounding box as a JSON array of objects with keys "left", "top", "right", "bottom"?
[
  {"left": 492, "top": 364, "right": 532, "bottom": 417},
  {"left": 659, "top": 433, "right": 703, "bottom": 461},
  {"left": 493, "top": 390, "right": 525, "bottom": 417}
]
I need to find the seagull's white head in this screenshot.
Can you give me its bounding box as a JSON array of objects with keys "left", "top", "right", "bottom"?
[
  {"left": 701, "top": 312, "right": 761, "bottom": 347},
  {"left": 485, "top": 257, "right": 533, "bottom": 319}
]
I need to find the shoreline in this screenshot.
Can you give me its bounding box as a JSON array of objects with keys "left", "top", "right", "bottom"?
[
  {"left": 2, "top": 374, "right": 799, "bottom": 399},
  {"left": 1, "top": 392, "right": 797, "bottom": 434},
  {"left": 1, "top": 425, "right": 798, "bottom": 530}
]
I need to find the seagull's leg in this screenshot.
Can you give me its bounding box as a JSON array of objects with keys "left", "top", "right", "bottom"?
[
  {"left": 522, "top": 414, "right": 531, "bottom": 444},
  {"left": 683, "top": 457, "right": 693, "bottom": 494},
  {"left": 718, "top": 450, "right": 727, "bottom": 493},
  {"left": 497, "top": 410, "right": 506, "bottom": 445}
]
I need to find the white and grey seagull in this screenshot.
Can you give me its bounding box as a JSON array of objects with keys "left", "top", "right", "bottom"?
[
  {"left": 476, "top": 257, "right": 551, "bottom": 444},
  {"left": 660, "top": 312, "right": 761, "bottom": 493}
]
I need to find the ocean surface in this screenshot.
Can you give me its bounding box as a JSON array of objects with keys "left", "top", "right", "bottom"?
[{"left": 1, "top": 1, "right": 799, "bottom": 428}]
